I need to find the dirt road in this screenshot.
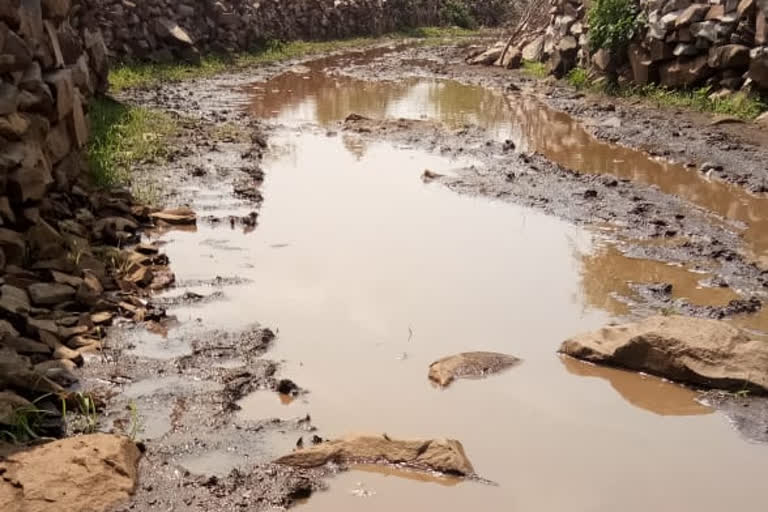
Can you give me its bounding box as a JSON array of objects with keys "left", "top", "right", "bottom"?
[{"left": 101, "top": 40, "right": 768, "bottom": 511}]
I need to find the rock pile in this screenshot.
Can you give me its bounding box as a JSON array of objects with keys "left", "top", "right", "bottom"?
[
  {"left": 471, "top": 0, "right": 768, "bottom": 93},
  {"left": 0, "top": 0, "right": 188, "bottom": 435},
  {"left": 73, "top": 0, "right": 508, "bottom": 63},
  {"left": 634, "top": 0, "right": 768, "bottom": 90}
]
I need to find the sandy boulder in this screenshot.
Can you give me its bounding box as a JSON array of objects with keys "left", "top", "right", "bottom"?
[
  {"left": 275, "top": 434, "right": 474, "bottom": 476},
  {"left": 428, "top": 351, "right": 521, "bottom": 387},
  {"left": 0, "top": 434, "right": 141, "bottom": 512},
  {"left": 559, "top": 315, "right": 768, "bottom": 393}
]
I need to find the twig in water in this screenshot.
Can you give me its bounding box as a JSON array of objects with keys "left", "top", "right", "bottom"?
[{"left": 408, "top": 326, "right": 414, "bottom": 342}]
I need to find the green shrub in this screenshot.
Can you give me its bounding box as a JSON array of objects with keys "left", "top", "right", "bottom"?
[
  {"left": 566, "top": 67, "right": 592, "bottom": 89},
  {"left": 587, "top": 0, "right": 642, "bottom": 55},
  {"left": 522, "top": 60, "right": 548, "bottom": 78},
  {"left": 441, "top": 0, "right": 478, "bottom": 29}
]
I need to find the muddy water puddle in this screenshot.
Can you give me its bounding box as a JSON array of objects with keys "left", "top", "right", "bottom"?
[
  {"left": 127, "top": 53, "right": 768, "bottom": 510},
  {"left": 139, "top": 123, "right": 768, "bottom": 511},
  {"left": 240, "top": 51, "right": 768, "bottom": 266}
]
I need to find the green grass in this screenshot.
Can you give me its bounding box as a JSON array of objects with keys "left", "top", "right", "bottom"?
[
  {"left": 566, "top": 67, "right": 591, "bottom": 90},
  {"left": 87, "top": 96, "right": 178, "bottom": 190},
  {"left": 521, "top": 60, "right": 548, "bottom": 78},
  {"left": 625, "top": 84, "right": 767, "bottom": 120},
  {"left": 559, "top": 67, "right": 767, "bottom": 121},
  {"left": 109, "top": 28, "right": 482, "bottom": 91}
]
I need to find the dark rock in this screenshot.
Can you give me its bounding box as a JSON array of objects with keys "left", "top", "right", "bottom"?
[{"left": 27, "top": 282, "right": 75, "bottom": 306}]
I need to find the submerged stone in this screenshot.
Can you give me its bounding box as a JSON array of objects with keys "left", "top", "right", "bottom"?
[
  {"left": 428, "top": 351, "right": 521, "bottom": 387},
  {"left": 275, "top": 434, "right": 475, "bottom": 476}
]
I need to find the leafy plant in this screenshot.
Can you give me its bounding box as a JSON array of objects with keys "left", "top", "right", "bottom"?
[
  {"left": 62, "top": 392, "right": 99, "bottom": 434},
  {"left": 127, "top": 401, "right": 143, "bottom": 441},
  {"left": 587, "top": 0, "right": 642, "bottom": 55},
  {"left": 1, "top": 394, "right": 55, "bottom": 443},
  {"left": 440, "top": 0, "right": 478, "bottom": 29},
  {"left": 566, "top": 67, "right": 592, "bottom": 90}
]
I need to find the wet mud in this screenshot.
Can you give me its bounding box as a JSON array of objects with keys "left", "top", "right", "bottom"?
[{"left": 103, "top": 40, "right": 768, "bottom": 511}]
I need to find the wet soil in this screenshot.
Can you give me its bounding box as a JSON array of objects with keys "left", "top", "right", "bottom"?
[{"left": 102, "top": 40, "right": 768, "bottom": 511}]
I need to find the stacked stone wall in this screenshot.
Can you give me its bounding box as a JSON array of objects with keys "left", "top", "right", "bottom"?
[
  {"left": 473, "top": 0, "right": 768, "bottom": 93},
  {"left": 75, "top": 0, "right": 509, "bottom": 63}
]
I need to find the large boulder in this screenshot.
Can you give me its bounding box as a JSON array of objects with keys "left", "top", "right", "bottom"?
[
  {"left": 275, "top": 435, "right": 475, "bottom": 476},
  {"left": 708, "top": 44, "right": 750, "bottom": 69},
  {"left": 153, "top": 17, "right": 195, "bottom": 47},
  {"left": 0, "top": 434, "right": 141, "bottom": 512},
  {"left": 659, "top": 54, "right": 711, "bottom": 87},
  {"left": 428, "top": 351, "right": 521, "bottom": 387},
  {"left": 559, "top": 315, "right": 768, "bottom": 393},
  {"left": 467, "top": 42, "right": 504, "bottom": 65},
  {"left": 522, "top": 35, "right": 545, "bottom": 62}
]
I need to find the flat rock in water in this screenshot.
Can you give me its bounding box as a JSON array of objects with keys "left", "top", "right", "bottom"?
[
  {"left": 0, "top": 433, "right": 141, "bottom": 512},
  {"left": 150, "top": 207, "right": 196, "bottom": 225},
  {"left": 428, "top": 351, "right": 521, "bottom": 387},
  {"left": 559, "top": 315, "right": 768, "bottom": 393},
  {"left": 275, "top": 434, "right": 474, "bottom": 476}
]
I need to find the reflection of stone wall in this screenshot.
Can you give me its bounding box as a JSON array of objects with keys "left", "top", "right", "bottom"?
[{"left": 74, "top": 0, "right": 508, "bottom": 62}]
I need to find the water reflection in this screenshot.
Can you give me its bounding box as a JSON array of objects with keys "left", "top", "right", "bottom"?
[
  {"left": 578, "top": 243, "right": 739, "bottom": 315},
  {"left": 561, "top": 356, "right": 713, "bottom": 416},
  {"left": 505, "top": 94, "right": 768, "bottom": 261},
  {"left": 243, "top": 55, "right": 768, "bottom": 262}
]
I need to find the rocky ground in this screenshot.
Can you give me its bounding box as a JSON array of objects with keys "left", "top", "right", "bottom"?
[{"left": 5, "top": 38, "right": 768, "bottom": 510}]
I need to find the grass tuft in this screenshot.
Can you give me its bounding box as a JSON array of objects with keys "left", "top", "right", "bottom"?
[
  {"left": 624, "top": 84, "right": 767, "bottom": 121},
  {"left": 566, "top": 67, "right": 592, "bottom": 90},
  {"left": 521, "top": 60, "right": 548, "bottom": 78},
  {"left": 109, "top": 28, "right": 482, "bottom": 91},
  {"left": 87, "top": 96, "right": 178, "bottom": 190},
  {"left": 556, "top": 67, "right": 767, "bottom": 121}
]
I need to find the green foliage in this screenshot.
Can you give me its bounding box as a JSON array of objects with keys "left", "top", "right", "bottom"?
[
  {"left": 0, "top": 395, "right": 55, "bottom": 443},
  {"left": 440, "top": 0, "right": 478, "bottom": 29},
  {"left": 587, "top": 0, "right": 642, "bottom": 54},
  {"left": 566, "top": 67, "right": 592, "bottom": 90},
  {"left": 127, "top": 401, "right": 143, "bottom": 441},
  {"left": 522, "top": 60, "right": 548, "bottom": 78},
  {"left": 109, "top": 28, "right": 481, "bottom": 91},
  {"left": 87, "top": 97, "right": 178, "bottom": 189}
]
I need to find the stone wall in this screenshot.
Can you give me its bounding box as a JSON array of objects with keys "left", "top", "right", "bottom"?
[
  {"left": 74, "top": 0, "right": 509, "bottom": 63},
  {"left": 0, "top": 0, "right": 162, "bottom": 410},
  {"left": 1, "top": 0, "right": 108, "bottom": 252},
  {"left": 473, "top": 0, "right": 768, "bottom": 93}
]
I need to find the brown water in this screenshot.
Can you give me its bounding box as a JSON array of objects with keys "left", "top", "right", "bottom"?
[
  {"left": 145, "top": 56, "right": 768, "bottom": 510},
  {"left": 243, "top": 52, "right": 768, "bottom": 265}
]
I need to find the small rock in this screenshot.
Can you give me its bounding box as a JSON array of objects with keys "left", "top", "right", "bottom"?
[
  {"left": 150, "top": 207, "right": 196, "bottom": 225},
  {"left": 275, "top": 434, "right": 475, "bottom": 476},
  {"left": 428, "top": 352, "right": 521, "bottom": 387}
]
